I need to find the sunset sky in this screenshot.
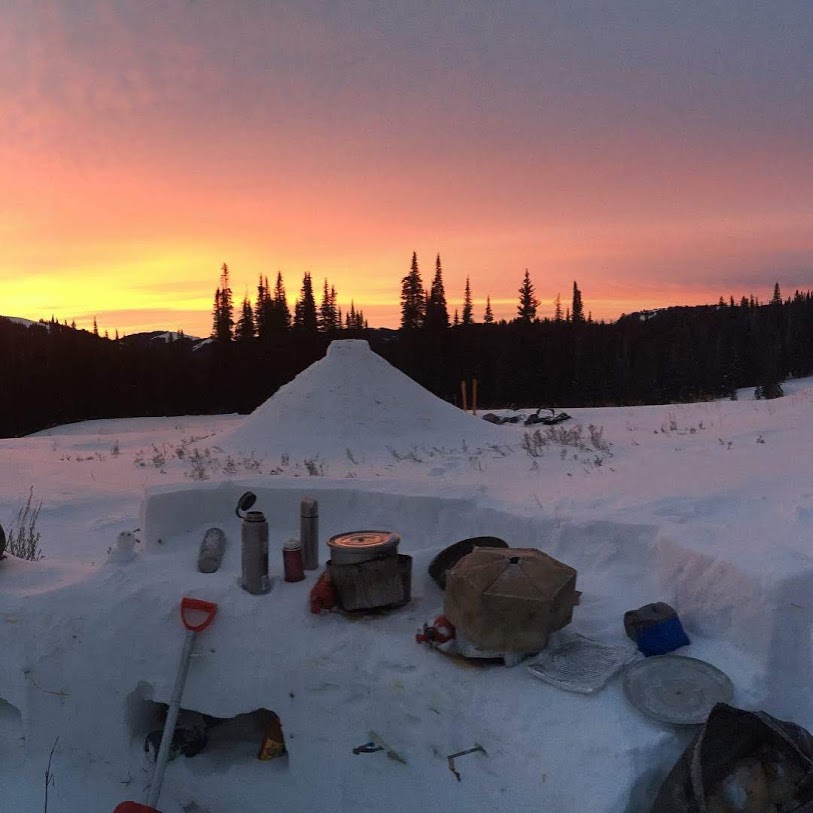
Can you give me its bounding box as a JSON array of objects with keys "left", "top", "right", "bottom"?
[{"left": 1, "top": 2, "right": 811, "bottom": 337}]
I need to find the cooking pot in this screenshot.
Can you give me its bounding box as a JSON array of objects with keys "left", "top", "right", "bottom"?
[{"left": 327, "top": 530, "right": 400, "bottom": 565}]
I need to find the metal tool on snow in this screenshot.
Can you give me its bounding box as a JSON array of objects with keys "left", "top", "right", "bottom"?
[
  {"left": 113, "top": 596, "right": 218, "bottom": 813},
  {"left": 352, "top": 730, "right": 407, "bottom": 764},
  {"left": 447, "top": 745, "right": 487, "bottom": 782},
  {"left": 353, "top": 741, "right": 384, "bottom": 755}
]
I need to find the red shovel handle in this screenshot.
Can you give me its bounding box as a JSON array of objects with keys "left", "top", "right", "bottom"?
[{"left": 180, "top": 597, "right": 218, "bottom": 632}]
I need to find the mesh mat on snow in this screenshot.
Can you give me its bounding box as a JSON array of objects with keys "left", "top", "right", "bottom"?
[{"left": 526, "top": 630, "right": 639, "bottom": 693}]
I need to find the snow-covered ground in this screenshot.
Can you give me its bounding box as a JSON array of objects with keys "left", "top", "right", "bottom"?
[{"left": 2, "top": 339, "right": 813, "bottom": 812}]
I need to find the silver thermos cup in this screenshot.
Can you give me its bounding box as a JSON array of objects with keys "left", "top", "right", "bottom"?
[
  {"left": 241, "top": 510, "right": 271, "bottom": 594},
  {"left": 301, "top": 497, "right": 319, "bottom": 570}
]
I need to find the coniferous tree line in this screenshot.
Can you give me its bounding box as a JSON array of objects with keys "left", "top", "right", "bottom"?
[
  {"left": 2, "top": 256, "right": 813, "bottom": 437},
  {"left": 212, "top": 264, "right": 367, "bottom": 343}
]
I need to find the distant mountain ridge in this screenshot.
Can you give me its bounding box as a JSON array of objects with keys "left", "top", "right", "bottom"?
[
  {"left": 118, "top": 329, "right": 205, "bottom": 348},
  {"left": 3, "top": 315, "right": 39, "bottom": 328},
  {"left": 0, "top": 315, "right": 205, "bottom": 346}
]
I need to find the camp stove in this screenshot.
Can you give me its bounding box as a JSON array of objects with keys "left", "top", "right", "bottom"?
[{"left": 327, "top": 530, "right": 411, "bottom": 611}]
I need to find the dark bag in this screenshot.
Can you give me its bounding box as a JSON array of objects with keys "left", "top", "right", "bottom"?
[
  {"left": 625, "top": 602, "right": 690, "bottom": 656},
  {"left": 651, "top": 703, "right": 813, "bottom": 812}
]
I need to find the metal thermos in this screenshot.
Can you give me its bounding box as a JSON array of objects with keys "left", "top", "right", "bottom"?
[
  {"left": 241, "top": 510, "right": 271, "bottom": 594},
  {"left": 301, "top": 497, "right": 319, "bottom": 570}
]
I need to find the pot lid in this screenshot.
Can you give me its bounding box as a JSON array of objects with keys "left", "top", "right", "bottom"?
[
  {"left": 623, "top": 655, "right": 734, "bottom": 725},
  {"left": 328, "top": 530, "right": 399, "bottom": 552}
]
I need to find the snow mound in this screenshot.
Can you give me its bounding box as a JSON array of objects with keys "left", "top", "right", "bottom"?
[{"left": 220, "top": 340, "right": 509, "bottom": 460}]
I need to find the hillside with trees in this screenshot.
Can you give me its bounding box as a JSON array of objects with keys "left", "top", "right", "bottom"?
[{"left": 1, "top": 261, "right": 811, "bottom": 437}]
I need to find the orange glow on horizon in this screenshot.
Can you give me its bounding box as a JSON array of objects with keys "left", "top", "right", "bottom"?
[
  {"left": 3, "top": 136, "right": 807, "bottom": 337},
  {"left": 2, "top": 212, "right": 804, "bottom": 337}
]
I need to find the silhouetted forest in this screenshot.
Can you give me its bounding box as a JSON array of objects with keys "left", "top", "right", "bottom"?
[{"left": 2, "top": 275, "right": 811, "bottom": 438}]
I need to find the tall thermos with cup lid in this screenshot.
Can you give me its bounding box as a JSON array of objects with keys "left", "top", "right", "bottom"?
[
  {"left": 301, "top": 497, "right": 319, "bottom": 570},
  {"left": 236, "top": 491, "right": 271, "bottom": 594}
]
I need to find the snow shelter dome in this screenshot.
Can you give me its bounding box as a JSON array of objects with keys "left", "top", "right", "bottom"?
[{"left": 219, "top": 339, "right": 507, "bottom": 461}]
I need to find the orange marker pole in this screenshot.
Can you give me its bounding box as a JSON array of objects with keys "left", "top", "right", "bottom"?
[
  {"left": 460, "top": 380, "right": 468, "bottom": 412},
  {"left": 472, "top": 378, "right": 478, "bottom": 416}
]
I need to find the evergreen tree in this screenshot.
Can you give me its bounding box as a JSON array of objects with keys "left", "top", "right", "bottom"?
[
  {"left": 554, "top": 293, "right": 563, "bottom": 322},
  {"left": 424, "top": 254, "right": 449, "bottom": 330},
  {"left": 270, "top": 272, "right": 291, "bottom": 333},
  {"left": 319, "top": 278, "right": 330, "bottom": 331},
  {"left": 461, "top": 277, "right": 474, "bottom": 325},
  {"left": 221, "top": 263, "right": 235, "bottom": 340},
  {"left": 211, "top": 263, "right": 234, "bottom": 341},
  {"left": 516, "top": 269, "right": 539, "bottom": 323},
  {"left": 345, "top": 301, "right": 364, "bottom": 330},
  {"left": 255, "top": 275, "right": 273, "bottom": 339},
  {"left": 453, "top": 309, "right": 459, "bottom": 326},
  {"left": 211, "top": 289, "right": 221, "bottom": 338},
  {"left": 771, "top": 282, "right": 782, "bottom": 306},
  {"left": 400, "top": 252, "right": 425, "bottom": 330},
  {"left": 319, "top": 279, "right": 339, "bottom": 332},
  {"left": 294, "top": 272, "right": 318, "bottom": 333},
  {"left": 484, "top": 296, "right": 494, "bottom": 324},
  {"left": 571, "top": 281, "right": 585, "bottom": 324},
  {"left": 235, "top": 296, "right": 255, "bottom": 341},
  {"left": 93, "top": 317, "right": 99, "bottom": 337}
]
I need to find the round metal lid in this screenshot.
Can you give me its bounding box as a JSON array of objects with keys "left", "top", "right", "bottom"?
[
  {"left": 327, "top": 530, "right": 399, "bottom": 552},
  {"left": 623, "top": 655, "right": 734, "bottom": 725}
]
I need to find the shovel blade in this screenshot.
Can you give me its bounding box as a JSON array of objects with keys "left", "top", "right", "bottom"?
[{"left": 113, "top": 803, "right": 160, "bottom": 813}]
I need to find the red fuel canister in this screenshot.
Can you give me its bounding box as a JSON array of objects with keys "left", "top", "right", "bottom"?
[{"left": 283, "top": 538, "right": 305, "bottom": 583}]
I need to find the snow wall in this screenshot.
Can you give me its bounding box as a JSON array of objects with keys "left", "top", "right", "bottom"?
[{"left": 142, "top": 478, "right": 813, "bottom": 724}]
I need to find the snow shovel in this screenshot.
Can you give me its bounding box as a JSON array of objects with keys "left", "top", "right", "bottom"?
[{"left": 114, "top": 596, "right": 218, "bottom": 813}]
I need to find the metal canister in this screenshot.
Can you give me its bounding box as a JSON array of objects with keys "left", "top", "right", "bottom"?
[
  {"left": 300, "top": 497, "right": 319, "bottom": 570},
  {"left": 241, "top": 510, "right": 271, "bottom": 594},
  {"left": 283, "top": 538, "right": 305, "bottom": 583}
]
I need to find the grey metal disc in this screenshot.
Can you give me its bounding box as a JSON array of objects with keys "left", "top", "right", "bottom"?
[{"left": 623, "top": 655, "right": 733, "bottom": 725}]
